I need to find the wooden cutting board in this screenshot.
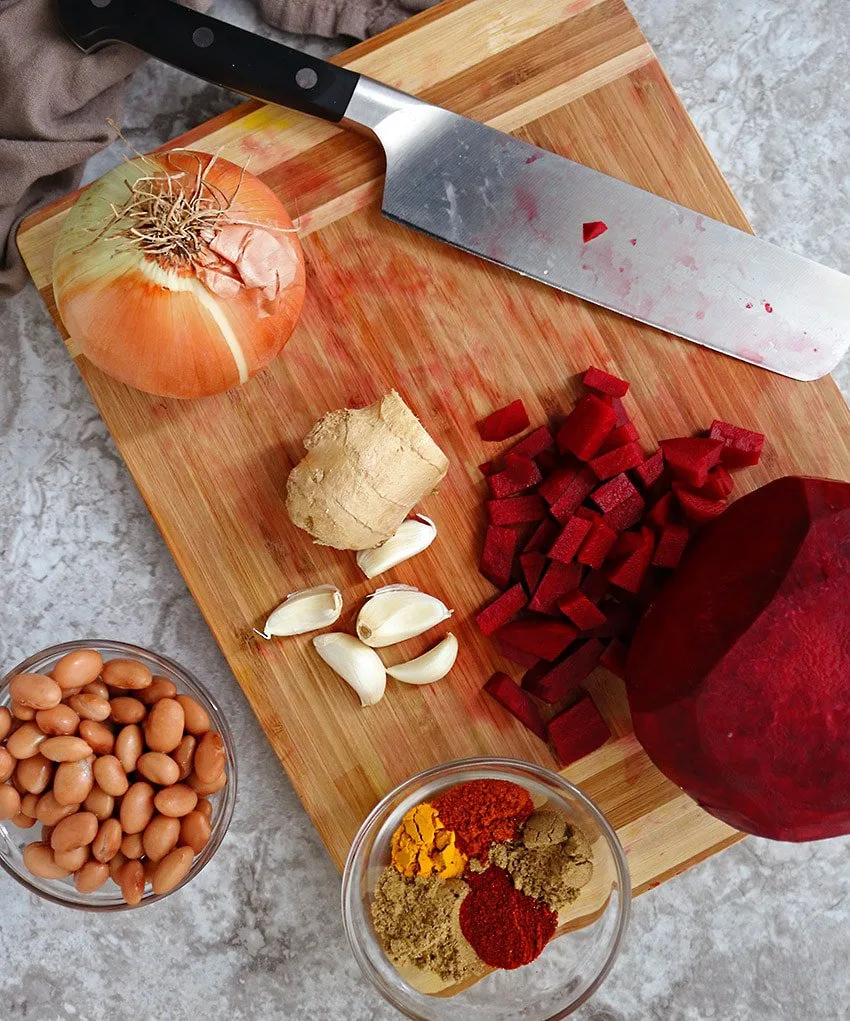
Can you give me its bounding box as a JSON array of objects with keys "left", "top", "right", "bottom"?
[{"left": 18, "top": 0, "right": 850, "bottom": 882}]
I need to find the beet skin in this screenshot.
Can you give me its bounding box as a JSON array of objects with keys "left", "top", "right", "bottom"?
[{"left": 626, "top": 476, "right": 850, "bottom": 841}]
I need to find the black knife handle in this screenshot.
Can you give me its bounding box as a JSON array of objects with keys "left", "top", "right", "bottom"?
[{"left": 56, "top": 0, "right": 360, "bottom": 123}]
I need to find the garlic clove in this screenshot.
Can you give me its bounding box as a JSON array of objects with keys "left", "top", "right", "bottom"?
[
  {"left": 356, "top": 588, "right": 453, "bottom": 648},
  {"left": 355, "top": 516, "right": 438, "bottom": 579},
  {"left": 258, "top": 584, "right": 343, "bottom": 638},
  {"left": 312, "top": 633, "right": 386, "bottom": 706},
  {"left": 387, "top": 634, "right": 459, "bottom": 685}
]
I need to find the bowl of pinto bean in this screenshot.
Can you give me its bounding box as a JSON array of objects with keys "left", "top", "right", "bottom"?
[{"left": 0, "top": 640, "right": 236, "bottom": 910}]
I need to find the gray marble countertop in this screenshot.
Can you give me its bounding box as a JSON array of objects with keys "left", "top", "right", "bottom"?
[{"left": 2, "top": 1, "right": 849, "bottom": 1019}]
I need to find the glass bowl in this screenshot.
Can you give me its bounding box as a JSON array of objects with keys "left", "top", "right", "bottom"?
[
  {"left": 0, "top": 639, "right": 237, "bottom": 910},
  {"left": 342, "top": 758, "right": 630, "bottom": 1021}
]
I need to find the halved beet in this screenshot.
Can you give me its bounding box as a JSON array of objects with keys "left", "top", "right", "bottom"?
[
  {"left": 479, "top": 399, "right": 530, "bottom": 441},
  {"left": 475, "top": 583, "right": 528, "bottom": 637},
  {"left": 559, "top": 591, "right": 607, "bottom": 631},
  {"left": 528, "top": 560, "right": 582, "bottom": 615},
  {"left": 583, "top": 366, "right": 630, "bottom": 398},
  {"left": 522, "top": 640, "right": 604, "bottom": 704},
  {"left": 481, "top": 525, "right": 519, "bottom": 589},
  {"left": 660, "top": 438, "right": 724, "bottom": 488},
  {"left": 548, "top": 694, "right": 611, "bottom": 766},
  {"left": 556, "top": 395, "right": 617, "bottom": 461},
  {"left": 549, "top": 516, "right": 593, "bottom": 564},
  {"left": 484, "top": 672, "right": 547, "bottom": 741},
  {"left": 627, "top": 476, "right": 850, "bottom": 841},
  {"left": 496, "top": 618, "right": 577, "bottom": 661},
  {"left": 709, "top": 419, "right": 765, "bottom": 469},
  {"left": 487, "top": 494, "right": 547, "bottom": 525}
]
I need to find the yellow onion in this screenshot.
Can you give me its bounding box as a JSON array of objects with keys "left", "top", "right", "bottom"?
[{"left": 53, "top": 150, "right": 305, "bottom": 399}]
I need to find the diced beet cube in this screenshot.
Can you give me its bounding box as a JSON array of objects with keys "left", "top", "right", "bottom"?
[
  {"left": 549, "top": 516, "right": 593, "bottom": 564},
  {"left": 523, "top": 518, "right": 559, "bottom": 553},
  {"left": 508, "top": 426, "right": 555, "bottom": 461},
  {"left": 611, "top": 529, "right": 643, "bottom": 559},
  {"left": 652, "top": 523, "right": 690, "bottom": 568},
  {"left": 550, "top": 467, "right": 597, "bottom": 523},
  {"left": 674, "top": 484, "right": 727, "bottom": 526},
  {"left": 559, "top": 591, "right": 608, "bottom": 631},
  {"left": 479, "top": 460, "right": 498, "bottom": 477},
  {"left": 709, "top": 419, "right": 765, "bottom": 468},
  {"left": 539, "top": 462, "right": 580, "bottom": 505},
  {"left": 646, "top": 491, "right": 675, "bottom": 528},
  {"left": 523, "top": 640, "right": 604, "bottom": 704},
  {"left": 577, "top": 519, "right": 618, "bottom": 569},
  {"left": 496, "top": 638, "right": 542, "bottom": 671},
  {"left": 556, "top": 394, "right": 617, "bottom": 460},
  {"left": 582, "top": 221, "right": 608, "bottom": 242},
  {"left": 487, "top": 494, "right": 547, "bottom": 525},
  {"left": 496, "top": 619, "right": 577, "bottom": 661},
  {"left": 603, "top": 396, "right": 630, "bottom": 428},
  {"left": 660, "top": 438, "right": 724, "bottom": 488},
  {"left": 487, "top": 455, "right": 542, "bottom": 498},
  {"left": 607, "top": 527, "right": 654, "bottom": 593},
  {"left": 478, "top": 399, "right": 530, "bottom": 441},
  {"left": 592, "top": 473, "right": 639, "bottom": 513},
  {"left": 529, "top": 560, "right": 583, "bottom": 615},
  {"left": 484, "top": 672, "right": 547, "bottom": 741},
  {"left": 599, "top": 639, "right": 628, "bottom": 680},
  {"left": 583, "top": 365, "right": 630, "bottom": 398},
  {"left": 548, "top": 694, "right": 611, "bottom": 766},
  {"left": 634, "top": 449, "right": 665, "bottom": 489},
  {"left": 480, "top": 525, "right": 519, "bottom": 589},
  {"left": 698, "top": 465, "right": 734, "bottom": 500},
  {"left": 602, "top": 492, "right": 645, "bottom": 532},
  {"left": 519, "top": 552, "right": 547, "bottom": 593},
  {"left": 535, "top": 449, "right": 560, "bottom": 475},
  {"left": 589, "top": 442, "right": 645, "bottom": 480},
  {"left": 599, "top": 422, "right": 640, "bottom": 453},
  {"left": 582, "top": 570, "right": 609, "bottom": 604},
  {"left": 475, "top": 583, "right": 528, "bottom": 637}
]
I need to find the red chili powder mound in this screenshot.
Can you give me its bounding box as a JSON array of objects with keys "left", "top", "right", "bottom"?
[
  {"left": 459, "top": 866, "right": 557, "bottom": 969},
  {"left": 433, "top": 779, "right": 533, "bottom": 859}
]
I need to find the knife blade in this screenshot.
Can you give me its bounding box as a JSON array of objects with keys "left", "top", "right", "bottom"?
[{"left": 56, "top": 0, "right": 850, "bottom": 380}]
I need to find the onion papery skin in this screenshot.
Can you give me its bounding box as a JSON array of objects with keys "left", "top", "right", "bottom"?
[{"left": 53, "top": 151, "right": 305, "bottom": 399}]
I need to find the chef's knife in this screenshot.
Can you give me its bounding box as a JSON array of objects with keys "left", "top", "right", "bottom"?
[{"left": 57, "top": 0, "right": 850, "bottom": 380}]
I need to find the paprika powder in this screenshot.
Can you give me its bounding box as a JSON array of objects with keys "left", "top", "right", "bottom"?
[
  {"left": 459, "top": 866, "right": 557, "bottom": 969},
  {"left": 433, "top": 778, "right": 533, "bottom": 859}
]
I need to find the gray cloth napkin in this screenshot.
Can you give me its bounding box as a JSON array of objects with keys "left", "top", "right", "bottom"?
[{"left": 0, "top": 0, "right": 435, "bottom": 298}]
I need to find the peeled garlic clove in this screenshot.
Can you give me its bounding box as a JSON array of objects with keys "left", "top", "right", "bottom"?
[
  {"left": 312, "top": 633, "right": 386, "bottom": 706},
  {"left": 356, "top": 516, "right": 438, "bottom": 579},
  {"left": 258, "top": 585, "right": 343, "bottom": 638},
  {"left": 356, "top": 588, "right": 453, "bottom": 648},
  {"left": 387, "top": 634, "right": 458, "bottom": 685}
]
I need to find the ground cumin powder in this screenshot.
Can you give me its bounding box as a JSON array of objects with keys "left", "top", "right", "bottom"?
[
  {"left": 370, "top": 867, "right": 485, "bottom": 982},
  {"left": 485, "top": 809, "right": 594, "bottom": 912}
]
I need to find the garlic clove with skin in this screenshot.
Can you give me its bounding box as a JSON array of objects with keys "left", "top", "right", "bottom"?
[
  {"left": 355, "top": 516, "right": 438, "bottom": 579},
  {"left": 386, "top": 634, "right": 458, "bottom": 685},
  {"left": 257, "top": 585, "right": 343, "bottom": 638},
  {"left": 356, "top": 588, "right": 453, "bottom": 648},
  {"left": 312, "top": 633, "right": 386, "bottom": 706}
]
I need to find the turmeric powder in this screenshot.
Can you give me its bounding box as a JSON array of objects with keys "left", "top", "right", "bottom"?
[{"left": 391, "top": 803, "right": 467, "bottom": 879}]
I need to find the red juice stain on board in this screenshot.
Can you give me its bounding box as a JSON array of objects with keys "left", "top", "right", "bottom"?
[
  {"left": 525, "top": 152, "right": 544, "bottom": 165},
  {"left": 514, "top": 185, "right": 539, "bottom": 223},
  {"left": 696, "top": 310, "right": 705, "bottom": 320},
  {"left": 695, "top": 215, "right": 706, "bottom": 233}
]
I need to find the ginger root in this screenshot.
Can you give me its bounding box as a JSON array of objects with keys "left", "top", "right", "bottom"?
[{"left": 286, "top": 391, "right": 449, "bottom": 550}]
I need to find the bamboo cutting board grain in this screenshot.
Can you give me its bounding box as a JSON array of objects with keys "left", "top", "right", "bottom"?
[{"left": 18, "top": 0, "right": 850, "bottom": 881}]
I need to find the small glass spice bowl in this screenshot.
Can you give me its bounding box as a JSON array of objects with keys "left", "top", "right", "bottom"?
[
  {"left": 342, "top": 758, "right": 630, "bottom": 1021},
  {"left": 0, "top": 639, "right": 237, "bottom": 910}
]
